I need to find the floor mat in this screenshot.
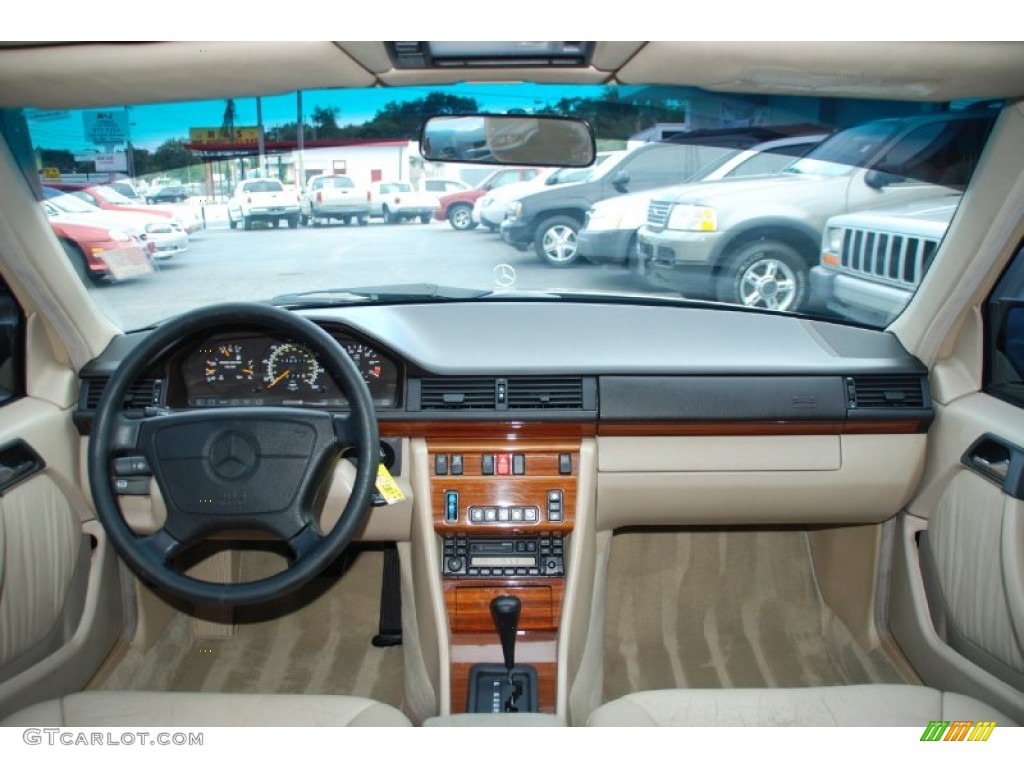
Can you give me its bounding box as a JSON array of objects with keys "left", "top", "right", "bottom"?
[
  {"left": 602, "top": 529, "right": 914, "bottom": 701},
  {"left": 92, "top": 547, "right": 404, "bottom": 710}
]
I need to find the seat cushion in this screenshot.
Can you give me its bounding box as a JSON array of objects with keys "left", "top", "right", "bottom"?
[
  {"left": 1, "top": 691, "right": 411, "bottom": 727},
  {"left": 587, "top": 685, "right": 1014, "bottom": 726}
]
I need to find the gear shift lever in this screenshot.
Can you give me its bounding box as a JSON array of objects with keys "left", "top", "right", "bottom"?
[
  {"left": 491, "top": 595, "right": 521, "bottom": 672},
  {"left": 490, "top": 595, "right": 521, "bottom": 710}
]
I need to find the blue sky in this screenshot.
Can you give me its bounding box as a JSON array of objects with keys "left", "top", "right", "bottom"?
[{"left": 26, "top": 83, "right": 610, "bottom": 153}]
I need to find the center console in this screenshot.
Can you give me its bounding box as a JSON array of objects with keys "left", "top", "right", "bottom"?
[{"left": 429, "top": 438, "right": 578, "bottom": 714}]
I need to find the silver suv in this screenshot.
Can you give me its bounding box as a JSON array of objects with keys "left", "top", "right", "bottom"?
[
  {"left": 810, "top": 196, "right": 958, "bottom": 327},
  {"left": 637, "top": 111, "right": 994, "bottom": 311}
]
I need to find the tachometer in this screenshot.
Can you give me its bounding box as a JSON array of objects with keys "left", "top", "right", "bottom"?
[{"left": 263, "top": 343, "right": 323, "bottom": 392}]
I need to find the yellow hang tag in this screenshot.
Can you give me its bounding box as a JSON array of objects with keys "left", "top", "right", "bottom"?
[{"left": 375, "top": 464, "right": 406, "bottom": 505}]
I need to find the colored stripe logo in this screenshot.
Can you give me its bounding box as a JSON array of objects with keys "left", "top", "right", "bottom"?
[{"left": 921, "top": 721, "right": 997, "bottom": 741}]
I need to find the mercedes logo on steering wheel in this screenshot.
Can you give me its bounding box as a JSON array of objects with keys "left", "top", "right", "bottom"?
[{"left": 208, "top": 430, "right": 259, "bottom": 480}]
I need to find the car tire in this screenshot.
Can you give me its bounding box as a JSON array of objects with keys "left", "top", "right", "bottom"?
[
  {"left": 716, "top": 239, "right": 808, "bottom": 312},
  {"left": 287, "top": 215, "right": 298, "bottom": 229},
  {"left": 485, "top": 222, "right": 498, "bottom": 233},
  {"left": 419, "top": 214, "right": 431, "bottom": 224},
  {"left": 448, "top": 204, "right": 477, "bottom": 231},
  {"left": 534, "top": 215, "right": 581, "bottom": 267},
  {"left": 358, "top": 216, "right": 369, "bottom": 226},
  {"left": 61, "top": 239, "right": 103, "bottom": 285},
  {"left": 242, "top": 215, "right": 252, "bottom": 231},
  {"left": 228, "top": 213, "right": 238, "bottom": 230},
  {"left": 299, "top": 212, "right": 309, "bottom": 226},
  {"left": 383, "top": 205, "right": 399, "bottom": 224},
  {"left": 270, "top": 220, "right": 279, "bottom": 228}
]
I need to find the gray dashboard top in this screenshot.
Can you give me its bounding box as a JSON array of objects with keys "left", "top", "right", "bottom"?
[{"left": 80, "top": 300, "right": 925, "bottom": 377}]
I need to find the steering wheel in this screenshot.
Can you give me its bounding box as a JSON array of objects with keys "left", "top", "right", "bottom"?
[{"left": 87, "top": 303, "right": 380, "bottom": 607}]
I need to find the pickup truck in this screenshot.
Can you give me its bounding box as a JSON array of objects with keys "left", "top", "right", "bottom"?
[
  {"left": 367, "top": 181, "right": 437, "bottom": 224},
  {"left": 300, "top": 174, "right": 371, "bottom": 227},
  {"left": 227, "top": 178, "right": 301, "bottom": 230}
]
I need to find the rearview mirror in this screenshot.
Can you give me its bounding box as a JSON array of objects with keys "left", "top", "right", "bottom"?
[{"left": 420, "top": 115, "right": 595, "bottom": 167}]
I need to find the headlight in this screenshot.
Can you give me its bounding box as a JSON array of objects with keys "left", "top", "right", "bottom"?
[
  {"left": 508, "top": 201, "right": 522, "bottom": 219},
  {"left": 821, "top": 227, "right": 844, "bottom": 266},
  {"left": 106, "top": 228, "right": 133, "bottom": 242},
  {"left": 666, "top": 204, "right": 717, "bottom": 232},
  {"left": 145, "top": 222, "right": 172, "bottom": 234},
  {"left": 585, "top": 207, "right": 622, "bottom": 232}
]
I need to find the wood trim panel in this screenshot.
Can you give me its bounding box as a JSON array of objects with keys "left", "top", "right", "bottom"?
[
  {"left": 380, "top": 421, "right": 596, "bottom": 439},
  {"left": 379, "top": 418, "right": 924, "bottom": 438},
  {"left": 444, "top": 581, "right": 565, "bottom": 632},
  {"left": 598, "top": 419, "right": 926, "bottom": 436}
]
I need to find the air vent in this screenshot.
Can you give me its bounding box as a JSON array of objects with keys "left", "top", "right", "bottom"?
[
  {"left": 846, "top": 375, "right": 925, "bottom": 409},
  {"left": 507, "top": 378, "right": 584, "bottom": 409},
  {"left": 83, "top": 377, "right": 163, "bottom": 411},
  {"left": 419, "top": 378, "right": 497, "bottom": 410}
]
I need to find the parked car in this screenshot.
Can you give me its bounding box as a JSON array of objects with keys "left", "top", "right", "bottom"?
[
  {"left": 474, "top": 155, "right": 620, "bottom": 231},
  {"left": 145, "top": 184, "right": 189, "bottom": 203},
  {"left": 300, "top": 174, "right": 371, "bottom": 227},
  {"left": 810, "top": 195, "right": 959, "bottom": 326},
  {"left": 47, "top": 181, "right": 201, "bottom": 233},
  {"left": 639, "top": 110, "right": 995, "bottom": 311},
  {"left": 42, "top": 188, "right": 188, "bottom": 259},
  {"left": 42, "top": 207, "right": 154, "bottom": 284},
  {"left": 367, "top": 181, "right": 436, "bottom": 223},
  {"left": 227, "top": 178, "right": 301, "bottom": 230},
  {"left": 578, "top": 134, "right": 828, "bottom": 268},
  {"left": 423, "top": 177, "right": 470, "bottom": 201},
  {"left": 434, "top": 167, "right": 541, "bottom": 230},
  {"left": 104, "top": 180, "right": 146, "bottom": 204}
]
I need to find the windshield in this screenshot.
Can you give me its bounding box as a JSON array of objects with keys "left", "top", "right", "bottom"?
[{"left": 12, "top": 84, "right": 994, "bottom": 331}]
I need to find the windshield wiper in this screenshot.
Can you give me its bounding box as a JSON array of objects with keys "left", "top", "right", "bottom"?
[{"left": 269, "top": 283, "right": 493, "bottom": 308}]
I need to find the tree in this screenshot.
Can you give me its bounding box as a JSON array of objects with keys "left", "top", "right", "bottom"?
[
  {"left": 311, "top": 106, "right": 341, "bottom": 139},
  {"left": 220, "top": 99, "right": 237, "bottom": 141}
]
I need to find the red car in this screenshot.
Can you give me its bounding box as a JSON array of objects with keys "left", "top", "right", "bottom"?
[
  {"left": 45, "top": 212, "right": 154, "bottom": 284},
  {"left": 45, "top": 182, "right": 201, "bottom": 233},
  {"left": 434, "top": 167, "right": 540, "bottom": 230}
]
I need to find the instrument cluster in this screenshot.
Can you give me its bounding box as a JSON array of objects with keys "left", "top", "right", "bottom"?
[{"left": 180, "top": 333, "right": 400, "bottom": 409}]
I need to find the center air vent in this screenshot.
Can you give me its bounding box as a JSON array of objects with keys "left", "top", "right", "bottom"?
[
  {"left": 414, "top": 376, "right": 591, "bottom": 411},
  {"left": 419, "top": 378, "right": 497, "bottom": 410},
  {"left": 507, "top": 377, "right": 584, "bottom": 409},
  {"left": 846, "top": 375, "right": 926, "bottom": 409}
]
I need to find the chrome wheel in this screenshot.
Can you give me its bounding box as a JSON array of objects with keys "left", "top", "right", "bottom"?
[
  {"left": 535, "top": 216, "right": 580, "bottom": 267},
  {"left": 738, "top": 256, "right": 798, "bottom": 310}
]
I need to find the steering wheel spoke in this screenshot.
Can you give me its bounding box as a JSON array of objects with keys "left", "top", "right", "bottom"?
[{"left": 88, "top": 303, "right": 380, "bottom": 607}]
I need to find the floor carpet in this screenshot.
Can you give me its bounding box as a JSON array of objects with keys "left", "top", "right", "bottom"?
[{"left": 602, "top": 529, "right": 915, "bottom": 701}]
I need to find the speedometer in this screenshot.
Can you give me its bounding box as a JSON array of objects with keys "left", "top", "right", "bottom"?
[{"left": 263, "top": 343, "right": 323, "bottom": 393}]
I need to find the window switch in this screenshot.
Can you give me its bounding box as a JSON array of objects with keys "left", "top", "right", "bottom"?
[
  {"left": 451, "top": 454, "right": 463, "bottom": 475},
  {"left": 434, "top": 454, "right": 448, "bottom": 475},
  {"left": 482, "top": 454, "right": 495, "bottom": 475}
]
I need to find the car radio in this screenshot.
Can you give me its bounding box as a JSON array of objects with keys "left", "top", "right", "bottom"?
[{"left": 442, "top": 533, "right": 564, "bottom": 578}]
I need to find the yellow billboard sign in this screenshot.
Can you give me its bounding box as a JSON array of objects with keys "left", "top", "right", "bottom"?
[
  {"left": 41, "top": 167, "right": 60, "bottom": 180},
  {"left": 189, "top": 126, "right": 261, "bottom": 146}
]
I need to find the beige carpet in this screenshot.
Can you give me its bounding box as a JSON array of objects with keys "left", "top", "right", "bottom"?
[
  {"left": 603, "top": 529, "right": 914, "bottom": 701},
  {"left": 93, "top": 546, "right": 404, "bottom": 710}
]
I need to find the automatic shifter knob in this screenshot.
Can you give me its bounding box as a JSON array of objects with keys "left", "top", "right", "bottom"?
[{"left": 490, "top": 595, "right": 521, "bottom": 673}]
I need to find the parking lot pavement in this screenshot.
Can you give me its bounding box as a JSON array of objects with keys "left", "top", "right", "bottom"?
[{"left": 89, "top": 218, "right": 654, "bottom": 330}]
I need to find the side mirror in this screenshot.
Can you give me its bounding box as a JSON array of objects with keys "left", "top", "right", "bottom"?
[
  {"left": 420, "top": 114, "right": 595, "bottom": 167},
  {"left": 865, "top": 168, "right": 904, "bottom": 189},
  {"left": 612, "top": 169, "right": 631, "bottom": 191}
]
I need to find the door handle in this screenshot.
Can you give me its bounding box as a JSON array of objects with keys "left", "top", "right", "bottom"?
[
  {"left": 0, "top": 439, "right": 44, "bottom": 494},
  {"left": 962, "top": 434, "right": 1024, "bottom": 498}
]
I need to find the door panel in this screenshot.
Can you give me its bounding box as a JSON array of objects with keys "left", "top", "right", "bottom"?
[{"left": 895, "top": 393, "right": 1024, "bottom": 720}]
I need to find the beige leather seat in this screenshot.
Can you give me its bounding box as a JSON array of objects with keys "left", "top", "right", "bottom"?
[
  {"left": 587, "top": 685, "right": 1015, "bottom": 726},
  {"left": 1, "top": 691, "right": 412, "bottom": 727}
]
